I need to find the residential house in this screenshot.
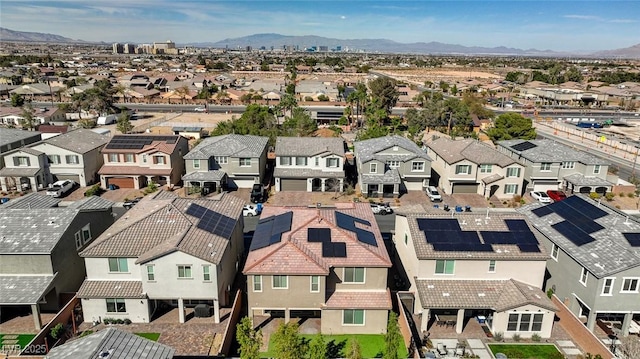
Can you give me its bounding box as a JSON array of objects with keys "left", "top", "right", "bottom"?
[
  {"left": 45, "top": 327, "right": 175, "bottom": 359},
  {"left": 99, "top": 134, "right": 189, "bottom": 189},
  {"left": 427, "top": 137, "right": 525, "bottom": 199},
  {"left": 497, "top": 139, "right": 613, "bottom": 194},
  {"left": 183, "top": 134, "right": 269, "bottom": 192},
  {"left": 0, "top": 106, "right": 67, "bottom": 128},
  {"left": 0, "top": 193, "right": 114, "bottom": 329},
  {"left": 354, "top": 135, "right": 432, "bottom": 197},
  {"left": 0, "top": 128, "right": 41, "bottom": 169},
  {"left": 9, "top": 83, "right": 61, "bottom": 101},
  {"left": 243, "top": 203, "right": 392, "bottom": 334},
  {"left": 274, "top": 137, "right": 345, "bottom": 192},
  {"left": 518, "top": 195, "right": 640, "bottom": 336},
  {"left": 394, "top": 205, "right": 556, "bottom": 338},
  {"left": 78, "top": 192, "right": 244, "bottom": 324}
]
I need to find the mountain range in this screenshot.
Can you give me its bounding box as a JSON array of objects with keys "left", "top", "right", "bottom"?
[{"left": 1, "top": 27, "right": 639, "bottom": 58}]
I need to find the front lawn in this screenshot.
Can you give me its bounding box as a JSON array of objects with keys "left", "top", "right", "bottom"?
[
  {"left": 134, "top": 332, "right": 161, "bottom": 342},
  {"left": 488, "top": 343, "right": 563, "bottom": 359},
  {"left": 261, "top": 334, "right": 407, "bottom": 358}
]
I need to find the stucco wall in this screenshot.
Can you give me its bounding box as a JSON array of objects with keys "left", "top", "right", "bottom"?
[
  {"left": 81, "top": 298, "right": 149, "bottom": 323},
  {"left": 321, "top": 309, "right": 388, "bottom": 335},
  {"left": 490, "top": 304, "right": 555, "bottom": 338}
]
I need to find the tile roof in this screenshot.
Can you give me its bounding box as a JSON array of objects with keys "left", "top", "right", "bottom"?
[
  {"left": 0, "top": 274, "right": 56, "bottom": 304},
  {"left": 102, "top": 135, "right": 185, "bottom": 155},
  {"left": 481, "top": 173, "right": 504, "bottom": 184},
  {"left": 415, "top": 279, "right": 556, "bottom": 312},
  {"left": 0, "top": 166, "right": 42, "bottom": 177},
  {"left": 80, "top": 193, "right": 243, "bottom": 265},
  {"left": 361, "top": 169, "right": 401, "bottom": 184},
  {"left": 517, "top": 194, "right": 640, "bottom": 278},
  {"left": 498, "top": 139, "right": 608, "bottom": 165},
  {"left": 274, "top": 167, "right": 345, "bottom": 178},
  {"left": 428, "top": 137, "right": 516, "bottom": 167},
  {"left": 0, "top": 128, "right": 41, "bottom": 147},
  {"left": 354, "top": 135, "right": 431, "bottom": 163},
  {"left": 98, "top": 165, "right": 172, "bottom": 176},
  {"left": 1, "top": 192, "right": 60, "bottom": 209},
  {"left": 43, "top": 129, "right": 109, "bottom": 154},
  {"left": 184, "top": 134, "right": 268, "bottom": 159},
  {"left": 401, "top": 206, "right": 549, "bottom": 260},
  {"left": 563, "top": 173, "right": 613, "bottom": 187},
  {"left": 182, "top": 170, "right": 227, "bottom": 182},
  {"left": 77, "top": 280, "right": 145, "bottom": 299},
  {"left": 18, "top": 147, "right": 44, "bottom": 156},
  {"left": 45, "top": 327, "right": 175, "bottom": 359},
  {"left": 324, "top": 290, "right": 392, "bottom": 310},
  {"left": 243, "top": 203, "right": 391, "bottom": 275},
  {"left": 1, "top": 208, "right": 81, "bottom": 254},
  {"left": 275, "top": 137, "right": 345, "bottom": 157},
  {"left": 67, "top": 196, "right": 114, "bottom": 211}
]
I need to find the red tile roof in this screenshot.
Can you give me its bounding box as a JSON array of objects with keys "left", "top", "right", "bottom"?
[{"left": 324, "top": 290, "right": 392, "bottom": 309}]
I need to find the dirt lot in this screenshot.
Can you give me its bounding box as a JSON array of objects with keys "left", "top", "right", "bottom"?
[
  {"left": 375, "top": 68, "right": 502, "bottom": 85},
  {"left": 99, "top": 112, "right": 235, "bottom": 135}
]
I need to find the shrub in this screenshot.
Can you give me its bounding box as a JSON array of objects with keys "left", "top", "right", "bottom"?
[
  {"left": 547, "top": 288, "right": 554, "bottom": 298},
  {"left": 344, "top": 184, "right": 355, "bottom": 195},
  {"left": 627, "top": 192, "right": 635, "bottom": 198},
  {"left": 84, "top": 184, "right": 104, "bottom": 197},
  {"left": 512, "top": 333, "right": 521, "bottom": 342},
  {"left": 619, "top": 192, "right": 626, "bottom": 197},
  {"left": 50, "top": 323, "right": 66, "bottom": 339},
  {"left": 604, "top": 192, "right": 615, "bottom": 201},
  {"left": 115, "top": 318, "right": 124, "bottom": 324},
  {"left": 124, "top": 318, "right": 132, "bottom": 325},
  {"left": 493, "top": 331, "right": 504, "bottom": 342},
  {"left": 531, "top": 333, "right": 541, "bottom": 342},
  {"left": 79, "top": 330, "right": 94, "bottom": 338},
  {"left": 589, "top": 192, "right": 601, "bottom": 200}
]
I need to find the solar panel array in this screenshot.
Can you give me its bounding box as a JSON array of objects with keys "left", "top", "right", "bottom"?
[
  {"left": 622, "top": 233, "right": 640, "bottom": 247},
  {"left": 249, "top": 211, "right": 293, "bottom": 251},
  {"left": 106, "top": 135, "right": 178, "bottom": 150},
  {"left": 416, "top": 218, "right": 541, "bottom": 253},
  {"left": 531, "top": 196, "right": 608, "bottom": 247},
  {"left": 335, "top": 212, "right": 377, "bottom": 247},
  {"left": 307, "top": 228, "right": 347, "bottom": 258},
  {"left": 186, "top": 203, "right": 236, "bottom": 238},
  {"left": 511, "top": 141, "right": 537, "bottom": 152}
]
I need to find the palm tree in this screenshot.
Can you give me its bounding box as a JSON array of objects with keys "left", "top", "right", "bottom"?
[{"left": 175, "top": 85, "right": 190, "bottom": 104}]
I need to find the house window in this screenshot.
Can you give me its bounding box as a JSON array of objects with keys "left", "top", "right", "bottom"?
[
  {"left": 106, "top": 298, "right": 126, "bottom": 313},
  {"left": 507, "top": 314, "right": 519, "bottom": 331},
  {"left": 13, "top": 156, "right": 30, "bottom": 166},
  {"left": 239, "top": 158, "right": 251, "bottom": 167},
  {"left": 602, "top": 278, "right": 614, "bottom": 295},
  {"left": 488, "top": 260, "right": 496, "bottom": 273},
  {"left": 178, "top": 265, "right": 192, "bottom": 278},
  {"left": 480, "top": 164, "right": 492, "bottom": 173},
  {"left": 561, "top": 161, "right": 575, "bottom": 169},
  {"left": 253, "top": 275, "right": 262, "bottom": 292},
  {"left": 146, "top": 265, "right": 155, "bottom": 281},
  {"left": 344, "top": 267, "right": 365, "bottom": 283},
  {"left": 48, "top": 155, "right": 61, "bottom": 164},
  {"left": 214, "top": 156, "right": 228, "bottom": 164},
  {"left": 370, "top": 163, "right": 377, "bottom": 173},
  {"left": 343, "top": 309, "right": 364, "bottom": 325},
  {"left": 404, "top": 233, "right": 408, "bottom": 245},
  {"left": 272, "top": 275, "right": 288, "bottom": 289},
  {"left": 280, "top": 156, "right": 291, "bottom": 166},
  {"left": 154, "top": 156, "right": 166, "bottom": 165},
  {"left": 621, "top": 278, "right": 639, "bottom": 293},
  {"left": 507, "top": 313, "right": 544, "bottom": 332},
  {"left": 315, "top": 158, "right": 319, "bottom": 166},
  {"left": 142, "top": 154, "right": 147, "bottom": 163},
  {"left": 519, "top": 314, "right": 532, "bottom": 331},
  {"left": 203, "top": 265, "right": 211, "bottom": 281},
  {"left": 387, "top": 160, "right": 400, "bottom": 168},
  {"left": 108, "top": 154, "right": 118, "bottom": 162},
  {"left": 506, "top": 167, "right": 521, "bottom": 178},
  {"left": 296, "top": 157, "right": 307, "bottom": 166},
  {"left": 108, "top": 258, "right": 128, "bottom": 273},
  {"left": 125, "top": 154, "right": 134, "bottom": 163},
  {"left": 74, "top": 232, "right": 82, "bottom": 249},
  {"left": 455, "top": 165, "right": 471, "bottom": 175},
  {"left": 435, "top": 260, "right": 455, "bottom": 274},
  {"left": 66, "top": 155, "right": 79, "bottom": 164},
  {"left": 531, "top": 314, "right": 544, "bottom": 331},
  {"left": 193, "top": 159, "right": 201, "bottom": 169},
  {"left": 504, "top": 184, "right": 518, "bottom": 195},
  {"left": 551, "top": 244, "right": 559, "bottom": 260},
  {"left": 412, "top": 161, "right": 424, "bottom": 172},
  {"left": 593, "top": 165, "right": 601, "bottom": 174},
  {"left": 540, "top": 163, "right": 552, "bottom": 171},
  {"left": 326, "top": 158, "right": 339, "bottom": 168},
  {"left": 310, "top": 276, "right": 320, "bottom": 292},
  {"left": 580, "top": 267, "right": 588, "bottom": 286},
  {"left": 81, "top": 225, "right": 91, "bottom": 244}
]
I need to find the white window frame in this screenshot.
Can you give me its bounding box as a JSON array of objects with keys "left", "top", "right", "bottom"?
[
  {"left": 621, "top": 277, "right": 639, "bottom": 293},
  {"left": 108, "top": 258, "right": 128, "bottom": 273},
  {"left": 146, "top": 265, "right": 155, "bottom": 281},
  {"left": 480, "top": 164, "right": 492, "bottom": 173},
  {"left": 193, "top": 159, "right": 201, "bottom": 169},
  {"left": 280, "top": 156, "right": 291, "bottom": 166},
  {"left": 178, "top": 265, "right": 193, "bottom": 279},
  {"left": 370, "top": 163, "right": 377, "bottom": 173},
  {"left": 387, "top": 160, "right": 400, "bottom": 168},
  {"left": 562, "top": 161, "right": 575, "bottom": 169},
  {"left": 125, "top": 153, "right": 135, "bottom": 163},
  {"left": 142, "top": 154, "right": 147, "bottom": 163},
  {"left": 81, "top": 224, "right": 91, "bottom": 244},
  {"left": 412, "top": 161, "right": 424, "bottom": 172},
  {"left": 203, "top": 265, "right": 211, "bottom": 281},
  {"left": 253, "top": 275, "right": 262, "bottom": 292},
  {"left": 48, "top": 154, "right": 61, "bottom": 164},
  {"left": 154, "top": 155, "right": 166, "bottom": 165},
  {"left": 540, "top": 163, "right": 552, "bottom": 172},
  {"left": 602, "top": 277, "right": 614, "bottom": 296},
  {"left": 488, "top": 260, "right": 496, "bottom": 273},
  {"left": 66, "top": 155, "right": 79, "bottom": 164},
  {"left": 326, "top": 157, "right": 339, "bottom": 168},
  {"left": 74, "top": 231, "right": 82, "bottom": 249},
  {"left": 315, "top": 157, "right": 319, "bottom": 166},
  {"left": 272, "top": 275, "right": 288, "bottom": 289},
  {"left": 310, "top": 276, "right": 320, "bottom": 292},
  {"left": 551, "top": 243, "right": 559, "bottom": 261},
  {"left": 593, "top": 164, "right": 601, "bottom": 174},
  {"left": 106, "top": 298, "right": 127, "bottom": 313},
  {"left": 455, "top": 164, "right": 471, "bottom": 175},
  {"left": 296, "top": 157, "right": 307, "bottom": 166},
  {"left": 506, "top": 312, "right": 544, "bottom": 332},
  {"left": 343, "top": 267, "right": 365, "bottom": 283},
  {"left": 215, "top": 156, "right": 228, "bottom": 164},
  {"left": 342, "top": 309, "right": 365, "bottom": 326},
  {"left": 506, "top": 167, "right": 520, "bottom": 178},
  {"left": 504, "top": 184, "right": 518, "bottom": 195},
  {"left": 580, "top": 267, "right": 588, "bottom": 286},
  {"left": 435, "top": 260, "right": 455, "bottom": 274},
  {"left": 239, "top": 158, "right": 251, "bottom": 167},
  {"left": 108, "top": 153, "right": 118, "bottom": 163}
]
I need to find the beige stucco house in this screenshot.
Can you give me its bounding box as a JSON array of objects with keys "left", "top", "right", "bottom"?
[{"left": 243, "top": 203, "right": 392, "bottom": 334}]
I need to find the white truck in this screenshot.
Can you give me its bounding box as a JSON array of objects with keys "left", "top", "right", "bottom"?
[
  {"left": 46, "top": 180, "right": 76, "bottom": 197},
  {"left": 97, "top": 114, "right": 117, "bottom": 125}
]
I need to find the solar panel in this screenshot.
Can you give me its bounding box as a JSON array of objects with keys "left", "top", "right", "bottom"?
[
  {"left": 355, "top": 229, "right": 377, "bottom": 246},
  {"left": 511, "top": 141, "right": 537, "bottom": 152},
  {"left": 335, "top": 212, "right": 378, "bottom": 247},
  {"left": 249, "top": 212, "right": 292, "bottom": 251},
  {"left": 552, "top": 221, "right": 595, "bottom": 246},
  {"left": 186, "top": 203, "right": 207, "bottom": 218},
  {"left": 563, "top": 196, "right": 608, "bottom": 219},
  {"left": 532, "top": 206, "right": 553, "bottom": 217},
  {"left": 623, "top": 233, "right": 640, "bottom": 247},
  {"left": 417, "top": 218, "right": 461, "bottom": 231},
  {"left": 518, "top": 244, "right": 542, "bottom": 253},
  {"left": 308, "top": 228, "right": 330, "bottom": 242},
  {"left": 505, "top": 219, "right": 530, "bottom": 232},
  {"left": 332, "top": 242, "right": 347, "bottom": 257}
]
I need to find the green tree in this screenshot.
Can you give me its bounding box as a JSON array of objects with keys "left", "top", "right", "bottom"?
[
  {"left": 486, "top": 113, "right": 536, "bottom": 142},
  {"left": 345, "top": 337, "right": 362, "bottom": 359},
  {"left": 235, "top": 317, "right": 262, "bottom": 359},
  {"left": 383, "top": 312, "right": 402, "bottom": 359},
  {"left": 308, "top": 334, "right": 327, "bottom": 359},
  {"left": 282, "top": 107, "right": 317, "bottom": 137},
  {"left": 116, "top": 111, "right": 133, "bottom": 134},
  {"left": 369, "top": 77, "right": 399, "bottom": 115},
  {"left": 10, "top": 93, "right": 25, "bottom": 107},
  {"left": 19, "top": 103, "right": 38, "bottom": 130},
  {"left": 272, "top": 322, "right": 305, "bottom": 359},
  {"left": 279, "top": 93, "right": 298, "bottom": 118}
]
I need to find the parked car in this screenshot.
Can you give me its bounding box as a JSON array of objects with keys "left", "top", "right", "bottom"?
[
  {"left": 123, "top": 196, "right": 143, "bottom": 209},
  {"left": 426, "top": 186, "right": 442, "bottom": 202},
  {"left": 194, "top": 107, "right": 206, "bottom": 112},
  {"left": 370, "top": 203, "right": 393, "bottom": 215},
  {"left": 46, "top": 180, "right": 76, "bottom": 197},
  {"left": 243, "top": 204, "right": 261, "bottom": 217},
  {"left": 531, "top": 191, "right": 552, "bottom": 203},
  {"left": 250, "top": 184, "right": 267, "bottom": 203},
  {"left": 546, "top": 190, "right": 567, "bottom": 202}
]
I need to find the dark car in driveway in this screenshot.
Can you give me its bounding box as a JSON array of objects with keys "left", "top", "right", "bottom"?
[{"left": 250, "top": 184, "right": 267, "bottom": 203}]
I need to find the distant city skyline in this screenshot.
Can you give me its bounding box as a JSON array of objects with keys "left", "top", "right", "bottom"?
[{"left": 1, "top": 0, "right": 638, "bottom": 52}]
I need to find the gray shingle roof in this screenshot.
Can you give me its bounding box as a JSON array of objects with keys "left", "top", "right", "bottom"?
[
  {"left": 67, "top": 196, "right": 115, "bottom": 211},
  {"left": 428, "top": 138, "right": 516, "bottom": 167},
  {"left": 80, "top": 193, "right": 243, "bottom": 265},
  {"left": 275, "top": 137, "right": 344, "bottom": 157},
  {"left": 1, "top": 208, "right": 75, "bottom": 254},
  {"left": 0, "top": 128, "right": 41, "bottom": 148},
  {"left": 361, "top": 169, "right": 401, "bottom": 184},
  {"left": 274, "top": 168, "right": 345, "bottom": 178},
  {"left": 182, "top": 170, "right": 226, "bottom": 182},
  {"left": 563, "top": 173, "right": 613, "bottom": 187},
  {"left": 1, "top": 193, "right": 60, "bottom": 209},
  {"left": 45, "top": 327, "right": 175, "bottom": 359},
  {"left": 498, "top": 139, "right": 608, "bottom": 165},
  {"left": 354, "top": 135, "right": 431, "bottom": 163},
  {"left": 0, "top": 167, "right": 42, "bottom": 177},
  {"left": 43, "top": 129, "right": 109, "bottom": 154},
  {"left": 0, "top": 274, "right": 56, "bottom": 304},
  {"left": 77, "top": 280, "right": 145, "bottom": 299},
  {"left": 517, "top": 195, "right": 640, "bottom": 278},
  {"left": 184, "top": 134, "right": 268, "bottom": 159}
]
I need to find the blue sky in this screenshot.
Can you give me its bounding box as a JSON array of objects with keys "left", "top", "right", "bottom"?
[{"left": 1, "top": 1, "right": 638, "bottom": 51}]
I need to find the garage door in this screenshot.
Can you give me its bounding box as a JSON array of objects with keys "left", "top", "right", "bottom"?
[
  {"left": 53, "top": 174, "right": 80, "bottom": 183},
  {"left": 403, "top": 178, "right": 424, "bottom": 191},
  {"left": 533, "top": 181, "right": 560, "bottom": 192},
  {"left": 281, "top": 179, "right": 307, "bottom": 191},
  {"left": 452, "top": 183, "right": 478, "bottom": 194},
  {"left": 107, "top": 177, "right": 135, "bottom": 188}
]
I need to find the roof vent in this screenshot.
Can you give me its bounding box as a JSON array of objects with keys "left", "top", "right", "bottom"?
[
  {"left": 590, "top": 253, "right": 599, "bottom": 258},
  {"left": 442, "top": 292, "right": 450, "bottom": 297},
  {"left": 48, "top": 220, "right": 55, "bottom": 225},
  {"left": 98, "top": 350, "right": 112, "bottom": 358},
  {"left": 478, "top": 293, "right": 485, "bottom": 297},
  {"left": 427, "top": 285, "right": 434, "bottom": 289}
]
